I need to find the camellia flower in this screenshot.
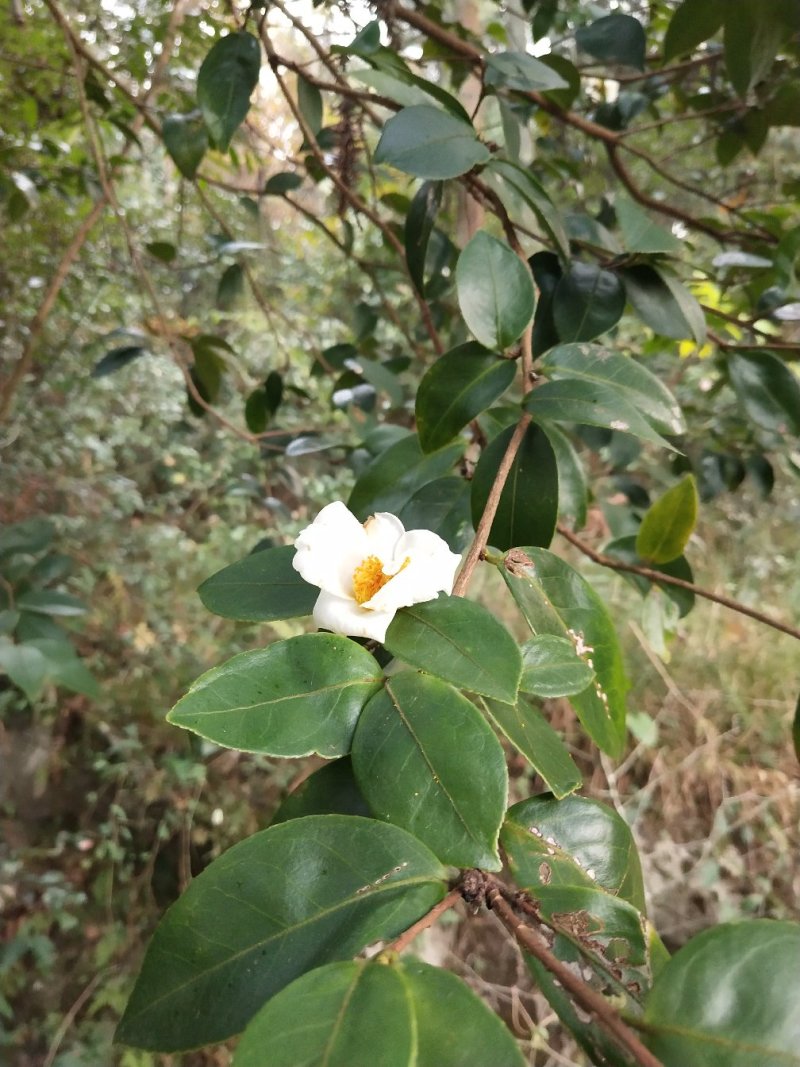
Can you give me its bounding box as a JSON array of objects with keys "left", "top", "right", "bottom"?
[{"left": 292, "top": 501, "right": 462, "bottom": 642}]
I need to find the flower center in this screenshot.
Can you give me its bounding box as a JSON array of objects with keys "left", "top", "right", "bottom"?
[{"left": 352, "top": 555, "right": 393, "bottom": 605}]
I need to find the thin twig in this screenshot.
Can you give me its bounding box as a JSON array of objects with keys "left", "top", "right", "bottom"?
[
  {"left": 385, "top": 888, "right": 463, "bottom": 954},
  {"left": 558, "top": 523, "right": 800, "bottom": 642}
]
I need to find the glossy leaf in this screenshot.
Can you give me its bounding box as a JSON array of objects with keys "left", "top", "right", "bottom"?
[
  {"left": 196, "top": 31, "right": 261, "bottom": 151},
  {"left": 724, "top": 0, "right": 792, "bottom": 99},
  {"left": 456, "top": 231, "right": 536, "bottom": 350},
  {"left": 91, "top": 345, "right": 148, "bottom": 378},
  {"left": 615, "top": 196, "right": 683, "bottom": 255},
  {"left": 520, "top": 634, "right": 595, "bottom": 697},
  {"left": 116, "top": 816, "right": 447, "bottom": 1051},
  {"left": 488, "top": 161, "right": 570, "bottom": 264},
  {"left": 636, "top": 475, "right": 698, "bottom": 564},
  {"left": 416, "top": 343, "right": 515, "bottom": 453},
  {"left": 233, "top": 961, "right": 414, "bottom": 1067},
  {"left": 271, "top": 758, "right": 371, "bottom": 826},
  {"left": 539, "top": 342, "right": 686, "bottom": 437},
  {"left": 530, "top": 250, "right": 562, "bottom": 356},
  {"left": 484, "top": 52, "right": 569, "bottom": 92},
  {"left": 384, "top": 595, "right": 522, "bottom": 704},
  {"left": 297, "top": 74, "right": 323, "bottom": 135},
  {"left": 348, "top": 434, "right": 464, "bottom": 519},
  {"left": 663, "top": 0, "right": 724, "bottom": 61},
  {"left": 471, "top": 422, "right": 559, "bottom": 552},
  {"left": 167, "top": 634, "right": 382, "bottom": 758},
  {"left": 197, "top": 544, "right": 317, "bottom": 622},
  {"left": 374, "top": 106, "right": 489, "bottom": 180},
  {"left": 217, "top": 262, "right": 245, "bottom": 310},
  {"left": 643, "top": 920, "right": 800, "bottom": 1065},
  {"left": 405, "top": 180, "right": 442, "bottom": 295},
  {"left": 576, "top": 14, "right": 646, "bottom": 70},
  {"left": 162, "top": 113, "right": 208, "bottom": 179},
  {"left": 398, "top": 478, "right": 472, "bottom": 553},
  {"left": 264, "top": 171, "right": 303, "bottom": 194},
  {"left": 502, "top": 548, "right": 628, "bottom": 756},
  {"left": 539, "top": 421, "right": 588, "bottom": 529},
  {"left": 15, "top": 590, "right": 86, "bottom": 616},
  {"left": 553, "top": 262, "right": 626, "bottom": 342},
  {"left": 479, "top": 696, "right": 582, "bottom": 798},
  {"left": 352, "top": 673, "right": 507, "bottom": 870},
  {"left": 0, "top": 639, "right": 48, "bottom": 701},
  {"left": 604, "top": 535, "right": 695, "bottom": 617},
  {"left": 622, "top": 264, "right": 707, "bottom": 343},
  {"left": 728, "top": 350, "right": 800, "bottom": 436}
]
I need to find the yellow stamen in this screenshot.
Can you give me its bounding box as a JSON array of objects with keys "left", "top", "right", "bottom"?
[{"left": 352, "top": 555, "right": 393, "bottom": 605}]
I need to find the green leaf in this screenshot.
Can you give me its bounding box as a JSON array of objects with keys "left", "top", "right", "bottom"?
[
  {"left": 576, "top": 14, "right": 646, "bottom": 70},
  {"left": 615, "top": 195, "right": 683, "bottom": 254},
  {"left": 484, "top": 52, "right": 569, "bottom": 92},
  {"left": 405, "top": 181, "right": 442, "bottom": 296},
  {"left": 0, "top": 609, "right": 19, "bottom": 635},
  {"left": 636, "top": 475, "right": 699, "bottom": 564},
  {"left": 416, "top": 343, "right": 515, "bottom": 453},
  {"left": 793, "top": 690, "right": 800, "bottom": 766},
  {"left": 456, "top": 231, "right": 536, "bottom": 350},
  {"left": 161, "top": 113, "right": 208, "bottom": 179},
  {"left": 471, "top": 422, "right": 559, "bottom": 552},
  {"left": 397, "top": 478, "right": 472, "bottom": 553},
  {"left": 348, "top": 434, "right": 464, "bottom": 519},
  {"left": 487, "top": 161, "right": 570, "bottom": 263},
  {"left": 622, "top": 264, "right": 707, "bottom": 343},
  {"left": 401, "top": 959, "right": 526, "bottom": 1067},
  {"left": 553, "top": 262, "right": 626, "bottom": 342},
  {"left": 264, "top": 171, "right": 303, "bottom": 194},
  {"left": 478, "top": 696, "right": 582, "bottom": 799},
  {"left": 520, "top": 634, "right": 595, "bottom": 697},
  {"left": 297, "top": 74, "right": 323, "bottom": 135},
  {"left": 530, "top": 250, "right": 562, "bottom": 356},
  {"left": 0, "top": 518, "right": 54, "bottom": 558},
  {"left": 728, "top": 350, "right": 800, "bottom": 436},
  {"left": 502, "top": 548, "right": 628, "bottom": 757},
  {"left": 116, "top": 815, "right": 447, "bottom": 1051},
  {"left": 168, "top": 634, "right": 382, "bottom": 758},
  {"left": 217, "top": 262, "right": 245, "bottom": 310},
  {"left": 233, "top": 960, "right": 414, "bottom": 1067},
  {"left": 384, "top": 596, "right": 522, "bottom": 704},
  {"left": 539, "top": 421, "right": 588, "bottom": 530},
  {"left": 271, "top": 758, "right": 371, "bottom": 826},
  {"left": 643, "top": 920, "right": 800, "bottom": 1065},
  {"left": 352, "top": 67, "right": 469, "bottom": 122},
  {"left": 374, "top": 106, "right": 490, "bottom": 180},
  {"left": 604, "top": 535, "right": 695, "bottom": 617},
  {"left": 15, "top": 591, "right": 86, "bottom": 616},
  {"left": 663, "top": 0, "right": 724, "bottom": 62},
  {"left": 724, "top": 0, "right": 793, "bottom": 99},
  {"left": 26, "top": 638, "right": 99, "bottom": 698},
  {"left": 352, "top": 673, "right": 507, "bottom": 870},
  {"left": 145, "top": 241, "right": 177, "bottom": 263},
  {"left": 539, "top": 343, "right": 686, "bottom": 437},
  {"left": 0, "top": 639, "right": 48, "bottom": 701},
  {"left": 91, "top": 345, "right": 148, "bottom": 378},
  {"left": 196, "top": 31, "right": 261, "bottom": 151},
  {"left": 198, "top": 544, "right": 317, "bottom": 622}
]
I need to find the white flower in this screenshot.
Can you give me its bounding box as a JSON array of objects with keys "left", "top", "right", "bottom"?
[{"left": 292, "top": 501, "right": 462, "bottom": 642}]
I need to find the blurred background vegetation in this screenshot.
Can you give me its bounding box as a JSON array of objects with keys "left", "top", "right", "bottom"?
[{"left": 1, "top": 0, "right": 798, "bottom": 1064}]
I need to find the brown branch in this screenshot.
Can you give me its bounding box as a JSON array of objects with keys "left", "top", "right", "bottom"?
[
  {"left": 385, "top": 888, "right": 463, "bottom": 954},
  {"left": 483, "top": 880, "right": 664, "bottom": 1067},
  {"left": 453, "top": 413, "right": 531, "bottom": 597},
  {"left": 557, "top": 523, "right": 800, "bottom": 643}
]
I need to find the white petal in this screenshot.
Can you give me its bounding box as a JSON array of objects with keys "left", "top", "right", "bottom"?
[
  {"left": 293, "top": 502, "right": 369, "bottom": 598},
  {"left": 362, "top": 511, "right": 405, "bottom": 562},
  {"left": 313, "top": 590, "right": 395, "bottom": 642},
  {"left": 365, "top": 530, "right": 461, "bottom": 612}
]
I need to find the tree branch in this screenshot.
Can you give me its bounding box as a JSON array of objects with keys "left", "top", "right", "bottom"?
[{"left": 384, "top": 888, "right": 463, "bottom": 954}]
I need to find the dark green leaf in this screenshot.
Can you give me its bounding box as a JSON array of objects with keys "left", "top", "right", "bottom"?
[
  {"left": 604, "top": 535, "right": 695, "bottom": 617},
  {"left": 502, "top": 548, "right": 628, "bottom": 756},
  {"left": 374, "top": 106, "right": 490, "bottom": 180},
  {"left": 576, "top": 14, "right": 646, "bottom": 70},
  {"left": 168, "top": 634, "right": 382, "bottom": 758},
  {"left": 116, "top": 815, "right": 447, "bottom": 1051},
  {"left": 622, "top": 264, "right": 707, "bottom": 343},
  {"left": 520, "top": 634, "right": 595, "bottom": 697},
  {"left": 484, "top": 52, "right": 569, "bottom": 92},
  {"left": 385, "top": 596, "right": 522, "bottom": 703},
  {"left": 217, "top": 262, "right": 245, "bottom": 310},
  {"left": 244, "top": 387, "right": 268, "bottom": 432},
  {"left": 488, "top": 161, "right": 570, "bottom": 263},
  {"left": 479, "top": 696, "right": 582, "bottom": 798},
  {"left": 724, "top": 0, "right": 792, "bottom": 98},
  {"left": 663, "top": 0, "right": 724, "bottom": 62},
  {"left": 530, "top": 250, "right": 562, "bottom": 356},
  {"left": 348, "top": 434, "right": 464, "bottom": 519},
  {"left": 539, "top": 421, "right": 588, "bottom": 529},
  {"left": 398, "top": 478, "right": 472, "bottom": 553},
  {"left": 471, "top": 423, "right": 559, "bottom": 552},
  {"left": 553, "top": 262, "right": 626, "bottom": 342},
  {"left": 162, "top": 113, "right": 208, "bottom": 179},
  {"left": 297, "top": 74, "right": 323, "bottom": 135},
  {"left": 636, "top": 475, "right": 699, "bottom": 564},
  {"left": 196, "top": 31, "right": 261, "bottom": 151},
  {"left": 0, "top": 609, "right": 19, "bottom": 635},
  {"left": 615, "top": 196, "right": 683, "bottom": 254},
  {"left": 271, "top": 758, "right": 372, "bottom": 825},
  {"left": 728, "top": 350, "right": 800, "bottom": 435},
  {"left": 145, "top": 241, "right": 177, "bottom": 263},
  {"left": 416, "top": 343, "right": 515, "bottom": 453},
  {"left": 457, "top": 231, "right": 535, "bottom": 350},
  {"left": 643, "top": 920, "right": 800, "bottom": 1065},
  {"left": 198, "top": 544, "right": 317, "bottom": 622},
  {"left": 352, "top": 673, "right": 507, "bottom": 870},
  {"left": 0, "top": 639, "right": 48, "bottom": 702},
  {"left": 91, "top": 345, "right": 148, "bottom": 378},
  {"left": 15, "top": 591, "right": 86, "bottom": 616},
  {"left": 264, "top": 171, "right": 303, "bottom": 194},
  {"left": 405, "top": 181, "right": 443, "bottom": 295},
  {"left": 0, "top": 518, "right": 54, "bottom": 558},
  {"left": 25, "top": 638, "right": 98, "bottom": 698}
]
